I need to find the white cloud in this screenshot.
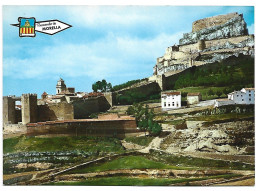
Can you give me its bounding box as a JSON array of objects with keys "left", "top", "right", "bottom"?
[{"left": 3, "top": 31, "right": 183, "bottom": 80}]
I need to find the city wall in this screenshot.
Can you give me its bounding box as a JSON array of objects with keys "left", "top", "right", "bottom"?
[
  {"left": 26, "top": 119, "right": 138, "bottom": 139},
  {"left": 73, "top": 96, "right": 111, "bottom": 119},
  {"left": 179, "top": 35, "right": 253, "bottom": 53},
  {"left": 38, "top": 102, "right": 74, "bottom": 122}
]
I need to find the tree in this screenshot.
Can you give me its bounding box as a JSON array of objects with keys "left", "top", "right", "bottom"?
[
  {"left": 207, "top": 89, "right": 214, "bottom": 96},
  {"left": 215, "top": 90, "right": 222, "bottom": 98},
  {"left": 127, "top": 103, "right": 162, "bottom": 136},
  {"left": 92, "top": 79, "right": 112, "bottom": 92}
]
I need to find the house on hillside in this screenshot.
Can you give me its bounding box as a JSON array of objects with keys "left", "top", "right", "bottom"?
[
  {"left": 161, "top": 91, "right": 181, "bottom": 110},
  {"left": 228, "top": 88, "right": 255, "bottom": 104},
  {"left": 215, "top": 87, "right": 254, "bottom": 107},
  {"left": 187, "top": 92, "right": 202, "bottom": 105}
]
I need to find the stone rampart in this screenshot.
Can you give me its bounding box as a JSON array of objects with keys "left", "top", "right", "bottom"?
[
  {"left": 26, "top": 119, "right": 138, "bottom": 139},
  {"left": 38, "top": 102, "right": 74, "bottom": 122}
]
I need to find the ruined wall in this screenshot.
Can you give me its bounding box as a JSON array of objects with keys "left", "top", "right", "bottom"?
[
  {"left": 37, "top": 102, "right": 74, "bottom": 122},
  {"left": 192, "top": 12, "right": 239, "bottom": 32},
  {"left": 3, "top": 96, "right": 16, "bottom": 124},
  {"left": 21, "top": 94, "right": 38, "bottom": 124},
  {"left": 26, "top": 120, "right": 138, "bottom": 139}
]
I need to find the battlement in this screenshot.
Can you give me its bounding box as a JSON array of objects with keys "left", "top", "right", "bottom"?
[{"left": 22, "top": 93, "right": 37, "bottom": 97}]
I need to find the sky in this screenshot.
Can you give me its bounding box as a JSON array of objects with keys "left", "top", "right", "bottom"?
[{"left": 3, "top": 6, "right": 254, "bottom": 97}]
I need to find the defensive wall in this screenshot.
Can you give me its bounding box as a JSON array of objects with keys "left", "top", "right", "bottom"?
[
  {"left": 3, "top": 92, "right": 114, "bottom": 126},
  {"left": 38, "top": 102, "right": 74, "bottom": 121},
  {"left": 26, "top": 117, "right": 138, "bottom": 139},
  {"left": 116, "top": 81, "right": 161, "bottom": 96},
  {"left": 178, "top": 35, "right": 254, "bottom": 53},
  {"left": 73, "top": 96, "right": 111, "bottom": 119}
]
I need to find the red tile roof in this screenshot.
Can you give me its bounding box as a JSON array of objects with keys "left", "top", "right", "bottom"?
[
  {"left": 244, "top": 88, "right": 255, "bottom": 91},
  {"left": 162, "top": 91, "right": 181, "bottom": 95}
]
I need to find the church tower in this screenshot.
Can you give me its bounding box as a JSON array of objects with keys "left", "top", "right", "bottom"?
[{"left": 56, "top": 78, "right": 66, "bottom": 94}]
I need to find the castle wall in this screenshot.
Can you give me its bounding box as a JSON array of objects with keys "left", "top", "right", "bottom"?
[
  {"left": 178, "top": 35, "right": 253, "bottom": 53},
  {"left": 73, "top": 96, "right": 111, "bottom": 119},
  {"left": 192, "top": 12, "right": 239, "bottom": 32},
  {"left": 37, "top": 102, "right": 74, "bottom": 122},
  {"left": 117, "top": 81, "right": 161, "bottom": 96},
  {"left": 3, "top": 96, "right": 16, "bottom": 124},
  {"left": 21, "top": 94, "right": 38, "bottom": 124},
  {"left": 26, "top": 119, "right": 138, "bottom": 139}
]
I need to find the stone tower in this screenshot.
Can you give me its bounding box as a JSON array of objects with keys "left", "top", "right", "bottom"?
[
  {"left": 56, "top": 78, "right": 66, "bottom": 94},
  {"left": 21, "top": 94, "right": 38, "bottom": 124},
  {"left": 3, "top": 96, "right": 16, "bottom": 124}
]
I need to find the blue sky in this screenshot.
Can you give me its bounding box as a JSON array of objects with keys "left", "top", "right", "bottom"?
[{"left": 3, "top": 6, "right": 254, "bottom": 97}]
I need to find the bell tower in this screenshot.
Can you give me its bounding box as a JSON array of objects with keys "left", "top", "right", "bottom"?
[{"left": 56, "top": 78, "right": 66, "bottom": 94}]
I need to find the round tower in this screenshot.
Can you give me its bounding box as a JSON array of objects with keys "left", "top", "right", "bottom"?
[
  {"left": 198, "top": 40, "right": 206, "bottom": 51},
  {"left": 56, "top": 78, "right": 66, "bottom": 94}
]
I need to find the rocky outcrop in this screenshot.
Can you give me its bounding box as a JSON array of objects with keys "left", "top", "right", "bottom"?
[
  {"left": 161, "top": 120, "right": 254, "bottom": 154},
  {"left": 179, "top": 13, "right": 248, "bottom": 45},
  {"left": 153, "top": 12, "right": 254, "bottom": 76}
]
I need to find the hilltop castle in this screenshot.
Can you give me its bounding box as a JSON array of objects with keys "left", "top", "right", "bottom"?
[{"left": 153, "top": 12, "right": 254, "bottom": 76}]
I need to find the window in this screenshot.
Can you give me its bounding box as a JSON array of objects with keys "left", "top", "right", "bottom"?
[
  {"left": 164, "top": 102, "right": 166, "bottom": 107},
  {"left": 237, "top": 95, "right": 239, "bottom": 97},
  {"left": 242, "top": 99, "right": 244, "bottom": 101},
  {"left": 241, "top": 95, "right": 243, "bottom": 97},
  {"left": 168, "top": 103, "right": 170, "bottom": 107},
  {"left": 249, "top": 90, "right": 251, "bottom": 93},
  {"left": 177, "top": 102, "right": 179, "bottom": 107},
  {"left": 249, "top": 98, "right": 251, "bottom": 101},
  {"left": 172, "top": 102, "right": 175, "bottom": 106},
  {"left": 249, "top": 94, "right": 251, "bottom": 97}
]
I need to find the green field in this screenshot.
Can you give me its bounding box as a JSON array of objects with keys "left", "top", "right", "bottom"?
[
  {"left": 189, "top": 112, "right": 254, "bottom": 122},
  {"left": 47, "top": 174, "right": 241, "bottom": 186},
  {"left": 176, "top": 86, "right": 228, "bottom": 101},
  {"left": 124, "top": 136, "right": 154, "bottom": 146},
  {"left": 68, "top": 155, "right": 192, "bottom": 174},
  {"left": 3, "top": 136, "right": 125, "bottom": 154}
]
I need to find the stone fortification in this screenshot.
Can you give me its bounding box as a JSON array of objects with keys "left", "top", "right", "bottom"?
[
  {"left": 26, "top": 117, "right": 138, "bottom": 139},
  {"left": 153, "top": 12, "right": 254, "bottom": 76}
]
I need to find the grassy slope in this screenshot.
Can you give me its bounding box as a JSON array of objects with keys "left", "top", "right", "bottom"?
[
  {"left": 176, "top": 86, "right": 227, "bottom": 101},
  {"left": 124, "top": 136, "right": 154, "bottom": 146},
  {"left": 47, "top": 174, "right": 241, "bottom": 186},
  {"left": 68, "top": 156, "right": 193, "bottom": 174},
  {"left": 3, "top": 136, "right": 125, "bottom": 154}
]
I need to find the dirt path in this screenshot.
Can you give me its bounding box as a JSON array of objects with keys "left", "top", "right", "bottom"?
[
  {"left": 55, "top": 169, "right": 254, "bottom": 182},
  {"left": 214, "top": 177, "right": 255, "bottom": 186}
]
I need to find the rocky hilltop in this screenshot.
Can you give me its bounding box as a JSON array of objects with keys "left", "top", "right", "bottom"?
[{"left": 153, "top": 12, "right": 254, "bottom": 76}]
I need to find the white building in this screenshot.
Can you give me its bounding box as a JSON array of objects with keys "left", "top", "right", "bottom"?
[
  {"left": 228, "top": 88, "right": 255, "bottom": 104},
  {"left": 187, "top": 92, "right": 202, "bottom": 105},
  {"left": 161, "top": 91, "right": 181, "bottom": 110}
]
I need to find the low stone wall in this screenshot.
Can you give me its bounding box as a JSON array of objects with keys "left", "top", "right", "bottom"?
[{"left": 27, "top": 119, "right": 138, "bottom": 139}]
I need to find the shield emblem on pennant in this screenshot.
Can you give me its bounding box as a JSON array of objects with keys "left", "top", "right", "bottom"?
[{"left": 18, "top": 17, "right": 36, "bottom": 37}]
